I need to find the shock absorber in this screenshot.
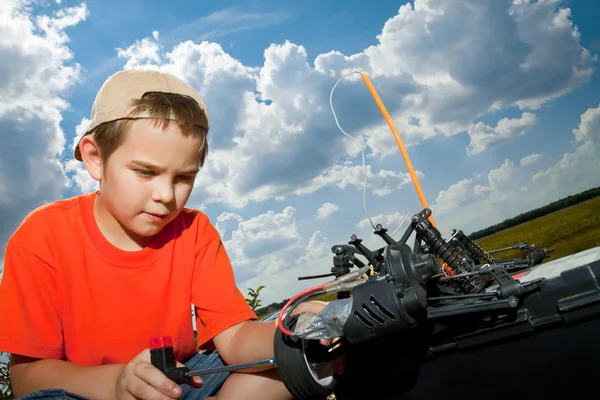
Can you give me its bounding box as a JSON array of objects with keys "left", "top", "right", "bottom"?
[
  {"left": 451, "top": 229, "right": 494, "bottom": 265},
  {"left": 411, "top": 209, "right": 487, "bottom": 294},
  {"left": 411, "top": 209, "right": 464, "bottom": 272}
]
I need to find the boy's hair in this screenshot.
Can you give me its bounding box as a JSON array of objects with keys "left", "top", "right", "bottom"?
[
  {"left": 74, "top": 69, "right": 210, "bottom": 166},
  {"left": 91, "top": 92, "right": 209, "bottom": 167}
]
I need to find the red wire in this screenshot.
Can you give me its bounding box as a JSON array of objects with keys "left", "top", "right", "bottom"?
[{"left": 277, "top": 284, "right": 325, "bottom": 336}]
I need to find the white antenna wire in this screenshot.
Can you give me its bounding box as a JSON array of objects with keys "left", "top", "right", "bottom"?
[{"left": 329, "top": 71, "right": 409, "bottom": 237}]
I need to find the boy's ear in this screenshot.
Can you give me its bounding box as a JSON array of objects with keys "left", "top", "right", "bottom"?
[{"left": 79, "top": 135, "right": 103, "bottom": 181}]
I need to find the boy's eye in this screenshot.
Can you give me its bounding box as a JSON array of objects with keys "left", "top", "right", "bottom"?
[
  {"left": 176, "top": 175, "right": 194, "bottom": 182},
  {"left": 135, "top": 169, "right": 154, "bottom": 177}
]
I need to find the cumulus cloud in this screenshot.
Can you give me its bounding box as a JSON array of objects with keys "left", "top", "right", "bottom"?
[
  {"left": 520, "top": 153, "right": 543, "bottom": 166},
  {"left": 298, "top": 230, "right": 330, "bottom": 262},
  {"left": 65, "top": 117, "right": 98, "bottom": 193},
  {"left": 357, "top": 211, "right": 411, "bottom": 233},
  {"left": 317, "top": 203, "right": 339, "bottom": 219},
  {"left": 293, "top": 164, "right": 417, "bottom": 199},
  {"left": 431, "top": 178, "right": 480, "bottom": 216},
  {"left": 0, "top": 1, "right": 88, "bottom": 257},
  {"left": 219, "top": 209, "right": 335, "bottom": 303},
  {"left": 532, "top": 104, "right": 600, "bottom": 195},
  {"left": 431, "top": 160, "right": 535, "bottom": 235},
  {"left": 221, "top": 206, "right": 301, "bottom": 265},
  {"left": 572, "top": 103, "right": 600, "bottom": 144},
  {"left": 102, "top": 0, "right": 594, "bottom": 212},
  {"left": 467, "top": 113, "right": 538, "bottom": 155},
  {"left": 433, "top": 103, "right": 600, "bottom": 235},
  {"left": 240, "top": 229, "right": 335, "bottom": 305}
]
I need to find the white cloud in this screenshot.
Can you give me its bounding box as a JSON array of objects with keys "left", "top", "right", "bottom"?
[
  {"left": 467, "top": 112, "right": 538, "bottom": 155},
  {"left": 104, "top": 0, "right": 594, "bottom": 213},
  {"left": 215, "top": 212, "right": 244, "bottom": 241},
  {"left": 532, "top": 104, "right": 600, "bottom": 194},
  {"left": 432, "top": 105, "right": 600, "bottom": 235},
  {"left": 0, "top": 1, "right": 88, "bottom": 256},
  {"left": 234, "top": 229, "right": 334, "bottom": 305},
  {"left": 222, "top": 206, "right": 301, "bottom": 264},
  {"left": 357, "top": 211, "right": 408, "bottom": 230},
  {"left": 317, "top": 203, "right": 339, "bottom": 219},
  {"left": 166, "top": 8, "right": 292, "bottom": 44},
  {"left": 67, "top": 117, "right": 98, "bottom": 193},
  {"left": 431, "top": 178, "right": 480, "bottom": 216},
  {"left": 294, "top": 164, "right": 417, "bottom": 198},
  {"left": 572, "top": 103, "right": 600, "bottom": 145},
  {"left": 520, "top": 153, "right": 543, "bottom": 166},
  {"left": 299, "top": 230, "right": 330, "bottom": 262},
  {"left": 431, "top": 160, "right": 533, "bottom": 235},
  {"left": 116, "top": 37, "right": 162, "bottom": 70},
  {"left": 318, "top": 0, "right": 593, "bottom": 136}
]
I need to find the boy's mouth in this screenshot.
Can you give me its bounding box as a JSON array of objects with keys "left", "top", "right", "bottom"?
[{"left": 144, "top": 212, "right": 168, "bottom": 222}]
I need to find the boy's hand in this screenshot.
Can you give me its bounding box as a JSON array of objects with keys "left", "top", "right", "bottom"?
[{"left": 114, "top": 349, "right": 203, "bottom": 400}]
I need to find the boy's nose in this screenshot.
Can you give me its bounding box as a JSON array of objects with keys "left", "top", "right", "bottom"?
[{"left": 152, "top": 181, "right": 175, "bottom": 204}]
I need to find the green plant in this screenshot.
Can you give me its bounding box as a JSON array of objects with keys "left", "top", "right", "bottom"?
[
  {"left": 246, "top": 285, "right": 266, "bottom": 311},
  {"left": 0, "top": 353, "right": 12, "bottom": 400}
]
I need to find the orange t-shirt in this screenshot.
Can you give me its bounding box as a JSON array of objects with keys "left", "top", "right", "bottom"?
[{"left": 0, "top": 191, "right": 257, "bottom": 366}]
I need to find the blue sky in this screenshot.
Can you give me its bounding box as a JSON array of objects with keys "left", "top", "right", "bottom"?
[{"left": 1, "top": 0, "right": 599, "bottom": 304}]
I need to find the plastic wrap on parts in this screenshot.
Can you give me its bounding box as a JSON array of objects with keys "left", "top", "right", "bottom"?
[{"left": 292, "top": 298, "right": 353, "bottom": 340}]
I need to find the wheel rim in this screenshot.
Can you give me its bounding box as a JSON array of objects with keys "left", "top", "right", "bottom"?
[{"left": 301, "top": 339, "right": 335, "bottom": 386}]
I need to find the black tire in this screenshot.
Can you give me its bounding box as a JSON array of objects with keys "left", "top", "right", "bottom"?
[{"left": 274, "top": 315, "right": 338, "bottom": 399}]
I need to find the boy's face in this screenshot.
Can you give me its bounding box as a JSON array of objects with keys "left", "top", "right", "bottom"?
[{"left": 95, "top": 119, "right": 203, "bottom": 244}]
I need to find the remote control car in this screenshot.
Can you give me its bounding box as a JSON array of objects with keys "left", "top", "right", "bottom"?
[{"left": 271, "top": 208, "right": 600, "bottom": 399}]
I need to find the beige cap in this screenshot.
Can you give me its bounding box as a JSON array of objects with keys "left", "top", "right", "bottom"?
[{"left": 74, "top": 69, "right": 209, "bottom": 161}]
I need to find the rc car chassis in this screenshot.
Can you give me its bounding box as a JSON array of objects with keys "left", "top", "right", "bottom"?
[{"left": 272, "top": 208, "right": 600, "bottom": 399}]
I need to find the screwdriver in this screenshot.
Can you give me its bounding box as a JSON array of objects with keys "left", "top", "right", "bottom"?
[{"left": 149, "top": 336, "right": 277, "bottom": 384}]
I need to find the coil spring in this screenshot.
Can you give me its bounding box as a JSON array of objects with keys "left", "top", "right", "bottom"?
[
  {"left": 413, "top": 210, "right": 486, "bottom": 294},
  {"left": 453, "top": 230, "right": 494, "bottom": 264},
  {"left": 412, "top": 210, "right": 464, "bottom": 269}
]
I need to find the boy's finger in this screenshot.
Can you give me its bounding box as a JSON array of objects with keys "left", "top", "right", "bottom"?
[
  {"left": 332, "top": 354, "right": 346, "bottom": 376},
  {"left": 134, "top": 362, "right": 184, "bottom": 398},
  {"left": 188, "top": 375, "right": 204, "bottom": 388}
]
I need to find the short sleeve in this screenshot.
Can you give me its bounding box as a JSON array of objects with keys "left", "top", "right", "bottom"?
[
  {"left": 0, "top": 240, "right": 64, "bottom": 359},
  {"left": 192, "top": 237, "right": 257, "bottom": 348}
]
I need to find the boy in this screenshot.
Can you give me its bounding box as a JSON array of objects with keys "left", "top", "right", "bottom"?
[{"left": 0, "top": 69, "right": 328, "bottom": 399}]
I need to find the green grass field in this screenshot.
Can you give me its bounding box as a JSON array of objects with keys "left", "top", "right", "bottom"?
[{"left": 474, "top": 196, "right": 600, "bottom": 262}]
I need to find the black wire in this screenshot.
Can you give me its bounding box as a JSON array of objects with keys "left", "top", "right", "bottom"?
[{"left": 297, "top": 273, "right": 336, "bottom": 281}]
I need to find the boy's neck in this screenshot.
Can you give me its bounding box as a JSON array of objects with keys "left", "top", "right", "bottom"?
[{"left": 93, "top": 192, "right": 154, "bottom": 251}]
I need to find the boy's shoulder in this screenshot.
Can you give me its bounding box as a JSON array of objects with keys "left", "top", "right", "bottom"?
[
  {"left": 10, "top": 193, "right": 92, "bottom": 242},
  {"left": 172, "top": 206, "right": 221, "bottom": 245}
]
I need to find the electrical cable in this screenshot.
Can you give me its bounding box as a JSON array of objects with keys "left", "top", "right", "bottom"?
[
  {"left": 277, "top": 285, "right": 326, "bottom": 336},
  {"left": 329, "top": 71, "right": 409, "bottom": 237}
]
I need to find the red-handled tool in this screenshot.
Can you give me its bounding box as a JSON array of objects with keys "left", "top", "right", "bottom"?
[{"left": 149, "top": 335, "right": 277, "bottom": 384}]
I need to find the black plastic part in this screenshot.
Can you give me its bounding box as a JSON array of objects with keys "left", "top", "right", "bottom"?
[
  {"left": 273, "top": 315, "right": 337, "bottom": 400},
  {"left": 342, "top": 243, "right": 436, "bottom": 345},
  {"left": 334, "top": 255, "right": 600, "bottom": 399},
  {"left": 374, "top": 224, "right": 397, "bottom": 245},
  {"left": 412, "top": 209, "right": 462, "bottom": 271},
  {"left": 150, "top": 347, "right": 189, "bottom": 384}
]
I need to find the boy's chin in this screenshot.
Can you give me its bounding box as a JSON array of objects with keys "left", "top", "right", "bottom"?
[{"left": 126, "top": 219, "right": 166, "bottom": 238}]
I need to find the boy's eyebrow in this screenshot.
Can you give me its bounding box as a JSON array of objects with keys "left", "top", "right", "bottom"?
[{"left": 129, "top": 160, "right": 199, "bottom": 174}]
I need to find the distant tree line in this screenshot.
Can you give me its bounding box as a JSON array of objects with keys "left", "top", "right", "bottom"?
[
  {"left": 255, "top": 298, "right": 290, "bottom": 317},
  {"left": 468, "top": 186, "right": 600, "bottom": 240}
]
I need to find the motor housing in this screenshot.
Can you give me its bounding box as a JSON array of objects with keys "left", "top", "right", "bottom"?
[{"left": 342, "top": 242, "right": 438, "bottom": 345}]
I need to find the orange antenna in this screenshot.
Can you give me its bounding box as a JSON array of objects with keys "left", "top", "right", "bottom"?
[{"left": 361, "top": 73, "right": 436, "bottom": 227}]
